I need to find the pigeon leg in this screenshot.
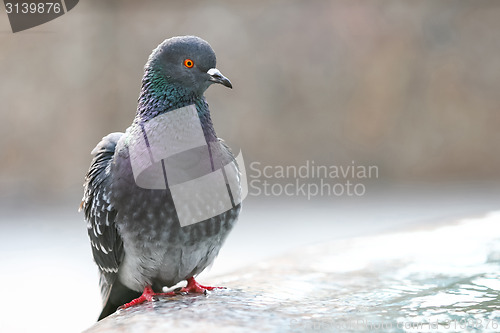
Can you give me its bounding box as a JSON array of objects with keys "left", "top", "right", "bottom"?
[
  {"left": 120, "top": 279, "right": 224, "bottom": 310},
  {"left": 119, "top": 285, "right": 176, "bottom": 309},
  {"left": 178, "top": 277, "right": 225, "bottom": 294}
]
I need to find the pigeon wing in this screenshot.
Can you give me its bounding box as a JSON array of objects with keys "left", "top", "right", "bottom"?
[{"left": 81, "top": 132, "right": 124, "bottom": 306}]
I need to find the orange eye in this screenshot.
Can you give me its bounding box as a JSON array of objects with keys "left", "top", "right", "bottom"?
[{"left": 184, "top": 59, "right": 194, "bottom": 68}]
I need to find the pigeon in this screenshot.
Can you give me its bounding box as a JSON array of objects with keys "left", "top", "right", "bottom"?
[{"left": 80, "top": 36, "right": 241, "bottom": 321}]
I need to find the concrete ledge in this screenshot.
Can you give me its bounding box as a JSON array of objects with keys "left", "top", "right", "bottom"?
[
  {"left": 84, "top": 243, "right": 361, "bottom": 333},
  {"left": 84, "top": 213, "right": 500, "bottom": 333},
  {"left": 83, "top": 264, "right": 305, "bottom": 333}
]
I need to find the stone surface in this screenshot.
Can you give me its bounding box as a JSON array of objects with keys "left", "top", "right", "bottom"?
[{"left": 84, "top": 212, "right": 500, "bottom": 333}]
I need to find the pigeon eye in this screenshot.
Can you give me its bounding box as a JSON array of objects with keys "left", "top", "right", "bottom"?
[{"left": 184, "top": 59, "right": 194, "bottom": 68}]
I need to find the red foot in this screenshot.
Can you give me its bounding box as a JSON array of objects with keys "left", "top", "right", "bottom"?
[
  {"left": 178, "top": 277, "right": 225, "bottom": 294},
  {"left": 119, "top": 278, "right": 224, "bottom": 310},
  {"left": 119, "top": 285, "right": 176, "bottom": 309}
]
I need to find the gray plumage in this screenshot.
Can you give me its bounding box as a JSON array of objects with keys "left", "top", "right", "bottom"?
[{"left": 81, "top": 36, "right": 240, "bottom": 320}]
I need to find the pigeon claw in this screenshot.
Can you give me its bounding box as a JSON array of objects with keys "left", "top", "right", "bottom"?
[
  {"left": 119, "top": 285, "right": 176, "bottom": 310},
  {"left": 178, "top": 277, "right": 225, "bottom": 294},
  {"left": 119, "top": 278, "right": 225, "bottom": 310}
]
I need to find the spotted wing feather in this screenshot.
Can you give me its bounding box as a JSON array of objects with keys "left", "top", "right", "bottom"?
[{"left": 81, "top": 132, "right": 124, "bottom": 305}]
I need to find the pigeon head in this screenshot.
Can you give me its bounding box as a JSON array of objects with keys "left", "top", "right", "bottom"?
[{"left": 145, "top": 36, "right": 232, "bottom": 98}]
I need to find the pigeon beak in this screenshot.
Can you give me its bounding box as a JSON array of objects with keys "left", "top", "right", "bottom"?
[{"left": 207, "top": 68, "right": 232, "bottom": 89}]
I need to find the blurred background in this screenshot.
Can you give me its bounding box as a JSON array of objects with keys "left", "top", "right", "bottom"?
[{"left": 0, "top": 1, "right": 499, "bottom": 332}]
